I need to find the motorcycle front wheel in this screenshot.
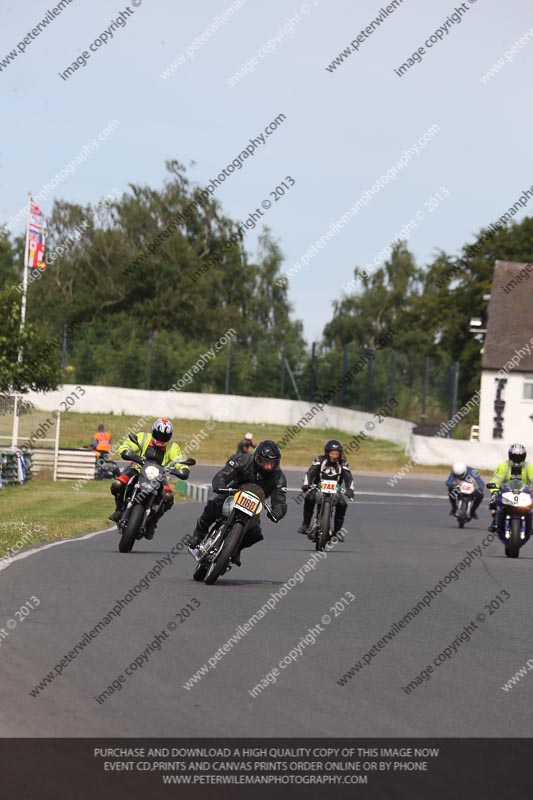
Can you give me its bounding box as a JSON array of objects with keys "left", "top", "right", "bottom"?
[
  {"left": 205, "top": 522, "right": 244, "bottom": 585},
  {"left": 506, "top": 517, "right": 521, "bottom": 558},
  {"left": 119, "top": 504, "right": 143, "bottom": 553},
  {"left": 317, "top": 500, "right": 331, "bottom": 551}
]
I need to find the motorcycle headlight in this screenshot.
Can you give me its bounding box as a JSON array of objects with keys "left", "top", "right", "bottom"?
[{"left": 144, "top": 465, "right": 161, "bottom": 481}]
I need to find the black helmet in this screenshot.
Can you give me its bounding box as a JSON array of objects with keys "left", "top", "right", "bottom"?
[
  {"left": 254, "top": 440, "right": 281, "bottom": 473},
  {"left": 324, "top": 439, "right": 343, "bottom": 459},
  {"left": 152, "top": 418, "right": 173, "bottom": 446},
  {"left": 508, "top": 442, "right": 526, "bottom": 467}
]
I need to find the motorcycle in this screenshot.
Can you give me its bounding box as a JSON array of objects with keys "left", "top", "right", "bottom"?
[
  {"left": 95, "top": 449, "right": 121, "bottom": 480},
  {"left": 487, "top": 479, "right": 533, "bottom": 558},
  {"left": 83, "top": 445, "right": 121, "bottom": 480},
  {"left": 117, "top": 435, "right": 196, "bottom": 553},
  {"left": 190, "top": 483, "right": 277, "bottom": 585},
  {"left": 306, "top": 479, "right": 346, "bottom": 551},
  {"left": 454, "top": 480, "right": 476, "bottom": 528}
]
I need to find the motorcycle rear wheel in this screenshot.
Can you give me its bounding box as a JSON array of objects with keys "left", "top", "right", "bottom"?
[
  {"left": 119, "top": 504, "right": 143, "bottom": 553},
  {"left": 205, "top": 522, "right": 244, "bottom": 585}
]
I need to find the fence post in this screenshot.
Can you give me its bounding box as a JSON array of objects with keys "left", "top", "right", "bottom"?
[
  {"left": 421, "top": 356, "right": 430, "bottom": 422},
  {"left": 225, "top": 338, "right": 232, "bottom": 394},
  {"left": 11, "top": 395, "right": 20, "bottom": 448},
  {"left": 340, "top": 343, "right": 348, "bottom": 405},
  {"left": 449, "top": 361, "right": 460, "bottom": 437},
  {"left": 365, "top": 349, "right": 373, "bottom": 411},
  {"left": 280, "top": 342, "right": 287, "bottom": 398},
  {"left": 53, "top": 411, "right": 61, "bottom": 482}
]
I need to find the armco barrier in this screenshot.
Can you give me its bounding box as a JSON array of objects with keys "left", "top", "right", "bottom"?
[
  {"left": 30, "top": 448, "right": 96, "bottom": 481},
  {"left": 176, "top": 479, "right": 210, "bottom": 504}
]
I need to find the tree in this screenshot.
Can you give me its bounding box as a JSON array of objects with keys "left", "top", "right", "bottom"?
[
  {"left": 24, "top": 164, "right": 307, "bottom": 395},
  {"left": 0, "top": 286, "right": 62, "bottom": 393}
]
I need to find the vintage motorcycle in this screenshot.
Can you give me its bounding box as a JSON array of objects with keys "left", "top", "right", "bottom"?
[
  {"left": 306, "top": 479, "right": 346, "bottom": 551},
  {"left": 190, "top": 483, "right": 277, "bottom": 585}
]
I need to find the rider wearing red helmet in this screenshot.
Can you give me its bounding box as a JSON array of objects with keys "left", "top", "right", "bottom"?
[{"left": 109, "top": 418, "right": 189, "bottom": 535}]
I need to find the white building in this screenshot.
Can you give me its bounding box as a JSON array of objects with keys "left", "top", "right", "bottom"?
[{"left": 479, "top": 260, "right": 533, "bottom": 447}]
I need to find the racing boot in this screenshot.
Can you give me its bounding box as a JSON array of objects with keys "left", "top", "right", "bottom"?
[{"left": 108, "top": 496, "right": 123, "bottom": 523}]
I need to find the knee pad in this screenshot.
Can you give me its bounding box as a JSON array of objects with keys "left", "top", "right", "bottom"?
[
  {"left": 111, "top": 480, "right": 122, "bottom": 496},
  {"left": 164, "top": 490, "right": 174, "bottom": 504}
]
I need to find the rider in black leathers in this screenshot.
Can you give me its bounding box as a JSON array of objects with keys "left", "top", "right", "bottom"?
[
  {"left": 298, "top": 439, "right": 354, "bottom": 537},
  {"left": 187, "top": 440, "right": 287, "bottom": 566}
]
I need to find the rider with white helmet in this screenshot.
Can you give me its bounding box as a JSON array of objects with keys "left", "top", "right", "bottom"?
[{"left": 445, "top": 461, "right": 484, "bottom": 519}]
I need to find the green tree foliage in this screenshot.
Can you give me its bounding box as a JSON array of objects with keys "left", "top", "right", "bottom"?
[
  {"left": 320, "top": 218, "right": 533, "bottom": 420},
  {"left": 0, "top": 285, "right": 62, "bottom": 394},
  {"left": 4, "top": 159, "right": 532, "bottom": 420},
  {"left": 21, "top": 163, "right": 306, "bottom": 395}
]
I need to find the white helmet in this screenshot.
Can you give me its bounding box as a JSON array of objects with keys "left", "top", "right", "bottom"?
[
  {"left": 452, "top": 461, "right": 467, "bottom": 478},
  {"left": 244, "top": 432, "right": 253, "bottom": 441}
]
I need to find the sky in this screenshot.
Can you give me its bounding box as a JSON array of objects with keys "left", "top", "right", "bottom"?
[{"left": 1, "top": 0, "right": 532, "bottom": 341}]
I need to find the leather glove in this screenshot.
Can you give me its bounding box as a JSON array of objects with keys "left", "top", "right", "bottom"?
[
  {"left": 346, "top": 489, "right": 355, "bottom": 500},
  {"left": 174, "top": 468, "right": 189, "bottom": 480},
  {"left": 301, "top": 484, "right": 309, "bottom": 492}
]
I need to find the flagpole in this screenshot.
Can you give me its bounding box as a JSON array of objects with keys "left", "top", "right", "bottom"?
[
  {"left": 12, "top": 192, "right": 32, "bottom": 448},
  {"left": 21, "top": 192, "right": 31, "bottom": 328}
]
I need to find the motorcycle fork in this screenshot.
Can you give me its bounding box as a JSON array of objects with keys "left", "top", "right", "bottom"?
[{"left": 120, "top": 477, "right": 141, "bottom": 528}]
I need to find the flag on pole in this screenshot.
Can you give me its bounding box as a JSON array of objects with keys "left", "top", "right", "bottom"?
[{"left": 26, "top": 198, "right": 46, "bottom": 269}]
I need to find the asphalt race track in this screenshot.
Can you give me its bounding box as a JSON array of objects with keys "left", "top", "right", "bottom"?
[{"left": 1, "top": 467, "right": 531, "bottom": 737}]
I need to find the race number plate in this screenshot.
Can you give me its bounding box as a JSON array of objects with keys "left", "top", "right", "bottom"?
[
  {"left": 503, "top": 491, "right": 532, "bottom": 507},
  {"left": 460, "top": 481, "right": 474, "bottom": 494},
  {"left": 321, "top": 480, "right": 338, "bottom": 494},
  {"left": 233, "top": 490, "right": 262, "bottom": 516}
]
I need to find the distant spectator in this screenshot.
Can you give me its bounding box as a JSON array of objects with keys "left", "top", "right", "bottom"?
[{"left": 92, "top": 424, "right": 112, "bottom": 454}]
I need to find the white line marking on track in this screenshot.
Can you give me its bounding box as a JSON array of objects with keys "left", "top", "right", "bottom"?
[
  {"left": 0, "top": 526, "right": 115, "bottom": 574},
  {"left": 286, "top": 488, "right": 445, "bottom": 499}
]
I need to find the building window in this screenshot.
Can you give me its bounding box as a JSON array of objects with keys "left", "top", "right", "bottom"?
[{"left": 524, "top": 382, "right": 533, "bottom": 400}]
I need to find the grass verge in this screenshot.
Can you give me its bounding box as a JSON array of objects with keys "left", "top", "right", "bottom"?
[
  {"left": 0, "top": 479, "right": 188, "bottom": 559},
  {"left": 10, "top": 410, "right": 441, "bottom": 472}
]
